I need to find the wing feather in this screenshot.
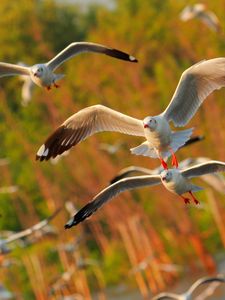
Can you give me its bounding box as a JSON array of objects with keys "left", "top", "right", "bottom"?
[
  {"left": 46, "top": 42, "right": 137, "bottom": 70},
  {"left": 0, "top": 62, "right": 30, "bottom": 77},
  {"left": 65, "top": 175, "right": 161, "bottom": 227},
  {"left": 162, "top": 58, "right": 225, "bottom": 126},
  {"left": 181, "top": 161, "right": 225, "bottom": 179},
  {"left": 36, "top": 105, "right": 144, "bottom": 161}
]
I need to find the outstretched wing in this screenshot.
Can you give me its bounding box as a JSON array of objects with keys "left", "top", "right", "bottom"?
[
  {"left": 46, "top": 42, "right": 137, "bottom": 70},
  {"left": 65, "top": 175, "right": 161, "bottom": 228},
  {"left": 162, "top": 58, "right": 225, "bottom": 127},
  {"left": 36, "top": 105, "right": 144, "bottom": 161},
  {"left": 187, "top": 275, "right": 225, "bottom": 295},
  {"left": 0, "top": 62, "right": 30, "bottom": 77},
  {"left": 181, "top": 161, "right": 225, "bottom": 179}
]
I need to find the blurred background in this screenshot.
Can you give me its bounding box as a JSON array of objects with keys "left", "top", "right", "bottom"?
[{"left": 0, "top": 0, "right": 224, "bottom": 299}]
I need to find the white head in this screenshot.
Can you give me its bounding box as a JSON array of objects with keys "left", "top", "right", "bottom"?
[
  {"left": 31, "top": 64, "right": 46, "bottom": 78},
  {"left": 143, "top": 116, "right": 158, "bottom": 131},
  {"left": 160, "top": 170, "right": 173, "bottom": 183}
]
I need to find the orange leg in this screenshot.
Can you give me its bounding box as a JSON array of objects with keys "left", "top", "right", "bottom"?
[
  {"left": 180, "top": 195, "right": 190, "bottom": 204},
  {"left": 189, "top": 191, "right": 200, "bottom": 205},
  {"left": 159, "top": 157, "right": 168, "bottom": 170},
  {"left": 169, "top": 148, "right": 179, "bottom": 168}
]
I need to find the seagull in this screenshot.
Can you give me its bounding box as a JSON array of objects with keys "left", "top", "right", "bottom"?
[
  {"left": 65, "top": 161, "right": 225, "bottom": 227},
  {"left": 36, "top": 58, "right": 225, "bottom": 169},
  {"left": 0, "top": 42, "right": 137, "bottom": 90},
  {"left": 110, "top": 157, "right": 225, "bottom": 194},
  {"left": 180, "top": 3, "right": 221, "bottom": 33},
  {"left": 0, "top": 207, "right": 61, "bottom": 254},
  {"left": 151, "top": 274, "right": 225, "bottom": 300}
]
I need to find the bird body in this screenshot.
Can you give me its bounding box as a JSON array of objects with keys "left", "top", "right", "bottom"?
[
  {"left": 29, "top": 64, "right": 64, "bottom": 88},
  {"left": 160, "top": 169, "right": 202, "bottom": 195}
]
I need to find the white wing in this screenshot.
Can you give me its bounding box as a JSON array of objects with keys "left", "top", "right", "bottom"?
[
  {"left": 46, "top": 42, "right": 137, "bottom": 71},
  {"left": 0, "top": 62, "right": 30, "bottom": 77},
  {"left": 187, "top": 275, "right": 225, "bottom": 296},
  {"left": 36, "top": 105, "right": 144, "bottom": 161},
  {"left": 162, "top": 58, "right": 225, "bottom": 127},
  {"left": 65, "top": 175, "right": 161, "bottom": 228},
  {"left": 181, "top": 161, "right": 225, "bottom": 179}
]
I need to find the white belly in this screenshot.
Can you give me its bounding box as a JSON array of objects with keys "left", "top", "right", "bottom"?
[{"left": 162, "top": 175, "right": 191, "bottom": 195}]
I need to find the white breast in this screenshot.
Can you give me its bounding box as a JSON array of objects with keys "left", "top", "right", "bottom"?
[{"left": 145, "top": 117, "right": 172, "bottom": 150}]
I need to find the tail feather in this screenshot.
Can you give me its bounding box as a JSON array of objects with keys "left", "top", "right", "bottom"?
[{"left": 130, "top": 142, "right": 158, "bottom": 158}]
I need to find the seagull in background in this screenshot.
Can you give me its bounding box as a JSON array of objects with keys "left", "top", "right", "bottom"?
[
  {"left": 0, "top": 42, "right": 137, "bottom": 90},
  {"left": 130, "top": 256, "right": 182, "bottom": 275},
  {"left": 0, "top": 207, "right": 61, "bottom": 254},
  {"left": 36, "top": 58, "right": 225, "bottom": 169},
  {"left": 65, "top": 161, "right": 225, "bottom": 228},
  {"left": 180, "top": 3, "right": 221, "bottom": 33},
  {"left": 99, "top": 141, "right": 125, "bottom": 155},
  {"left": 110, "top": 156, "right": 225, "bottom": 194},
  {"left": 151, "top": 274, "right": 225, "bottom": 299}
]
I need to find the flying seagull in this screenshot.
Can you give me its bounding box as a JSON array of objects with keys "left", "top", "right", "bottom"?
[
  {"left": 0, "top": 42, "right": 137, "bottom": 90},
  {"left": 110, "top": 157, "right": 225, "bottom": 194},
  {"left": 0, "top": 207, "right": 61, "bottom": 254},
  {"left": 151, "top": 274, "right": 225, "bottom": 300},
  {"left": 36, "top": 58, "right": 225, "bottom": 169},
  {"left": 64, "top": 161, "right": 225, "bottom": 227},
  {"left": 180, "top": 3, "right": 221, "bottom": 33}
]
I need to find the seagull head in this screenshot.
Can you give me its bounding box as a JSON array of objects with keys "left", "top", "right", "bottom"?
[
  {"left": 143, "top": 117, "right": 157, "bottom": 131},
  {"left": 31, "top": 64, "right": 45, "bottom": 78},
  {"left": 160, "top": 170, "right": 172, "bottom": 182}
]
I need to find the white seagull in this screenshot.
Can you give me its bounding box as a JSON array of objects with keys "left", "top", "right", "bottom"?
[
  {"left": 110, "top": 157, "right": 225, "bottom": 194},
  {"left": 0, "top": 42, "right": 137, "bottom": 90},
  {"left": 151, "top": 274, "right": 225, "bottom": 300},
  {"left": 36, "top": 58, "right": 225, "bottom": 169},
  {"left": 0, "top": 207, "right": 61, "bottom": 254},
  {"left": 64, "top": 161, "right": 225, "bottom": 227},
  {"left": 180, "top": 3, "right": 221, "bottom": 33}
]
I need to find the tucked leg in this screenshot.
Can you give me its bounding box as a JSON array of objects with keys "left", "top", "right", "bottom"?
[
  {"left": 180, "top": 195, "right": 190, "bottom": 204},
  {"left": 189, "top": 191, "right": 200, "bottom": 205},
  {"left": 169, "top": 148, "right": 179, "bottom": 168}
]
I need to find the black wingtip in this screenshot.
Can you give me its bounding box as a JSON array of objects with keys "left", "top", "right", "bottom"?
[{"left": 64, "top": 216, "right": 75, "bottom": 229}]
